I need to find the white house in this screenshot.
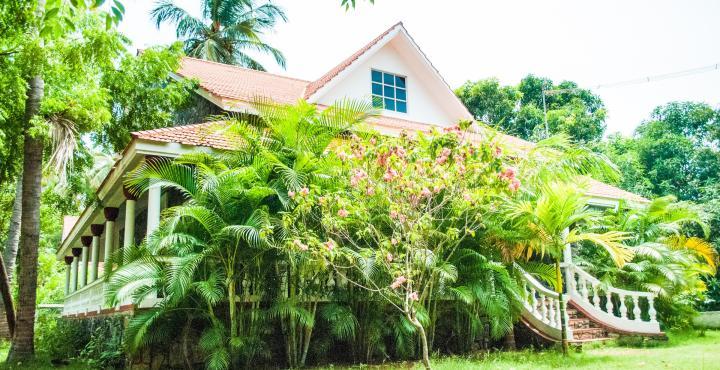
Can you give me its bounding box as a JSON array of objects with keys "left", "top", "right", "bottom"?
[{"left": 56, "top": 22, "right": 660, "bottom": 341}]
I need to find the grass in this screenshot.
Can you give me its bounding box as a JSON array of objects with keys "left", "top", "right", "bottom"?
[{"left": 318, "top": 330, "right": 720, "bottom": 370}]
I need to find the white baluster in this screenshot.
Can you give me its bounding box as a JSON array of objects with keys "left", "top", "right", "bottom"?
[
  {"left": 619, "top": 294, "right": 628, "bottom": 319},
  {"left": 548, "top": 297, "right": 556, "bottom": 327},
  {"left": 529, "top": 288, "right": 537, "bottom": 314},
  {"left": 605, "top": 291, "right": 614, "bottom": 315},
  {"left": 648, "top": 295, "right": 657, "bottom": 323},
  {"left": 592, "top": 284, "right": 601, "bottom": 309},
  {"left": 580, "top": 276, "right": 589, "bottom": 302},
  {"left": 568, "top": 269, "right": 576, "bottom": 294},
  {"left": 632, "top": 295, "right": 642, "bottom": 321},
  {"left": 540, "top": 295, "right": 549, "bottom": 323}
]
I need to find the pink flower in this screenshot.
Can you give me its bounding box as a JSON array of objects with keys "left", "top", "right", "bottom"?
[
  {"left": 391, "top": 238, "right": 398, "bottom": 245},
  {"left": 366, "top": 186, "right": 375, "bottom": 196},
  {"left": 394, "top": 146, "right": 406, "bottom": 158},
  {"left": 337, "top": 209, "right": 349, "bottom": 218},
  {"left": 433, "top": 185, "right": 443, "bottom": 193},
  {"left": 420, "top": 187, "right": 432, "bottom": 198},
  {"left": 383, "top": 168, "right": 398, "bottom": 182},
  {"left": 499, "top": 167, "right": 516, "bottom": 181},
  {"left": 324, "top": 240, "right": 336, "bottom": 251},
  {"left": 337, "top": 151, "right": 350, "bottom": 161},
  {"left": 409, "top": 291, "right": 419, "bottom": 301},
  {"left": 288, "top": 190, "right": 296, "bottom": 199},
  {"left": 463, "top": 193, "right": 472, "bottom": 202},
  {"left": 390, "top": 275, "right": 407, "bottom": 290},
  {"left": 509, "top": 178, "right": 521, "bottom": 192},
  {"left": 350, "top": 169, "right": 368, "bottom": 187},
  {"left": 389, "top": 210, "right": 399, "bottom": 219},
  {"left": 493, "top": 145, "right": 503, "bottom": 157},
  {"left": 370, "top": 137, "right": 377, "bottom": 145},
  {"left": 386, "top": 252, "right": 394, "bottom": 262},
  {"left": 293, "top": 239, "right": 308, "bottom": 251},
  {"left": 299, "top": 187, "right": 310, "bottom": 196}
]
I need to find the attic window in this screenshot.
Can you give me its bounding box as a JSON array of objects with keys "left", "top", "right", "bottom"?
[{"left": 371, "top": 69, "right": 407, "bottom": 113}]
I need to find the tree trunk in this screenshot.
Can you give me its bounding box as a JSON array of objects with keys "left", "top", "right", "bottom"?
[
  {"left": 7, "top": 74, "right": 44, "bottom": 362},
  {"left": 0, "top": 253, "right": 15, "bottom": 338},
  {"left": 182, "top": 316, "right": 193, "bottom": 370},
  {"left": 555, "top": 259, "right": 569, "bottom": 356},
  {"left": 409, "top": 314, "right": 431, "bottom": 370},
  {"left": 3, "top": 175, "right": 22, "bottom": 281},
  {"left": 503, "top": 330, "right": 516, "bottom": 350}
]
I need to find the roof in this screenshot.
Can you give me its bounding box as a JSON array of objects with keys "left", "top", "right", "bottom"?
[{"left": 303, "top": 22, "right": 403, "bottom": 100}]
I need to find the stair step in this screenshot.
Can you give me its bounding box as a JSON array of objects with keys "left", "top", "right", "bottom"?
[
  {"left": 572, "top": 327, "right": 608, "bottom": 341},
  {"left": 569, "top": 318, "right": 591, "bottom": 329}
]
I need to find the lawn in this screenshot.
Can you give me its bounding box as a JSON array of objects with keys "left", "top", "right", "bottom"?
[{"left": 319, "top": 330, "right": 720, "bottom": 370}]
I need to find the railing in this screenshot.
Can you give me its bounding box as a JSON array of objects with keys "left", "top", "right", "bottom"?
[
  {"left": 63, "top": 279, "right": 105, "bottom": 316},
  {"left": 566, "top": 265, "right": 660, "bottom": 334},
  {"left": 518, "top": 268, "right": 571, "bottom": 341}
]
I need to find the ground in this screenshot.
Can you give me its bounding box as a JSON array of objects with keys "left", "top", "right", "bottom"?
[
  {"left": 319, "top": 331, "right": 720, "bottom": 370},
  {"left": 0, "top": 331, "right": 717, "bottom": 369}
]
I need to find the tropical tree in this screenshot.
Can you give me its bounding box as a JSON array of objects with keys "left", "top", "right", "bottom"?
[{"left": 151, "top": 0, "right": 286, "bottom": 70}]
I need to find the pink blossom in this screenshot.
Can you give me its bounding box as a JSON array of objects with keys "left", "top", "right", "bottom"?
[
  {"left": 390, "top": 210, "right": 399, "bottom": 219},
  {"left": 370, "top": 137, "right": 377, "bottom": 145},
  {"left": 337, "top": 209, "right": 349, "bottom": 218},
  {"left": 394, "top": 146, "right": 406, "bottom": 158},
  {"left": 386, "top": 252, "right": 394, "bottom": 262},
  {"left": 383, "top": 168, "right": 399, "bottom": 182},
  {"left": 463, "top": 193, "right": 472, "bottom": 202},
  {"left": 409, "top": 291, "right": 419, "bottom": 301},
  {"left": 350, "top": 169, "right": 368, "bottom": 187},
  {"left": 324, "top": 240, "right": 336, "bottom": 251},
  {"left": 299, "top": 187, "right": 310, "bottom": 196},
  {"left": 457, "top": 163, "right": 466, "bottom": 174},
  {"left": 288, "top": 190, "right": 296, "bottom": 199},
  {"left": 493, "top": 145, "right": 503, "bottom": 157},
  {"left": 509, "top": 178, "right": 521, "bottom": 192},
  {"left": 337, "top": 151, "right": 350, "bottom": 161},
  {"left": 391, "top": 238, "right": 398, "bottom": 245},
  {"left": 293, "top": 239, "right": 308, "bottom": 251},
  {"left": 390, "top": 276, "right": 407, "bottom": 290},
  {"left": 420, "top": 187, "right": 432, "bottom": 198},
  {"left": 433, "top": 185, "right": 443, "bottom": 193},
  {"left": 366, "top": 186, "right": 375, "bottom": 196},
  {"left": 499, "top": 167, "right": 516, "bottom": 181}
]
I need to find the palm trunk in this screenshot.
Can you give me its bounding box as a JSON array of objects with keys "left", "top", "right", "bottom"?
[
  {"left": 8, "top": 74, "right": 45, "bottom": 362},
  {"left": 182, "top": 316, "right": 193, "bottom": 370},
  {"left": 555, "top": 259, "right": 568, "bottom": 356},
  {"left": 3, "top": 175, "right": 22, "bottom": 281},
  {"left": 0, "top": 253, "right": 16, "bottom": 338}
]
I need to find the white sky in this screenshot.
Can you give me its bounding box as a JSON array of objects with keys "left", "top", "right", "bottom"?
[{"left": 118, "top": 0, "right": 720, "bottom": 136}]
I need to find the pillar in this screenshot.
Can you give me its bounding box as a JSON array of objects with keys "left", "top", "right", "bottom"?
[
  {"left": 70, "top": 247, "right": 82, "bottom": 293},
  {"left": 146, "top": 180, "right": 162, "bottom": 236},
  {"left": 123, "top": 187, "right": 137, "bottom": 265},
  {"left": 79, "top": 236, "right": 92, "bottom": 289},
  {"left": 64, "top": 256, "right": 73, "bottom": 296},
  {"left": 104, "top": 207, "right": 119, "bottom": 276},
  {"left": 89, "top": 224, "right": 104, "bottom": 283}
]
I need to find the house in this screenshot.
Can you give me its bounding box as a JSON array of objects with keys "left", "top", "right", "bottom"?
[{"left": 55, "top": 22, "right": 659, "bottom": 341}]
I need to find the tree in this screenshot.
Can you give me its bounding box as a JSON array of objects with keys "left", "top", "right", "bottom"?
[
  {"left": 313, "top": 123, "right": 513, "bottom": 369},
  {"left": 151, "top": 0, "right": 287, "bottom": 70}
]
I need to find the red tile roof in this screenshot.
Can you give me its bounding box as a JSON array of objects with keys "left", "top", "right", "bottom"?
[
  {"left": 132, "top": 122, "right": 235, "bottom": 150},
  {"left": 302, "top": 22, "right": 403, "bottom": 100}
]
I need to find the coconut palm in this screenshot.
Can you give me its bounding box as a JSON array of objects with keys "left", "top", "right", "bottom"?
[{"left": 151, "top": 0, "right": 287, "bottom": 70}]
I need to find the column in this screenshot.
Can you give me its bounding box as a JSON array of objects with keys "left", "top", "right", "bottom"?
[
  {"left": 89, "top": 224, "right": 104, "bottom": 283},
  {"left": 70, "top": 247, "right": 81, "bottom": 293},
  {"left": 123, "top": 187, "right": 137, "bottom": 265},
  {"left": 79, "top": 236, "right": 92, "bottom": 288},
  {"left": 103, "top": 207, "right": 119, "bottom": 276},
  {"left": 64, "top": 256, "right": 73, "bottom": 296},
  {"left": 146, "top": 180, "right": 162, "bottom": 236}
]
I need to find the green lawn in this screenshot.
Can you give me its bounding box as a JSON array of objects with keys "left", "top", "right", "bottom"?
[{"left": 320, "top": 331, "right": 720, "bottom": 370}]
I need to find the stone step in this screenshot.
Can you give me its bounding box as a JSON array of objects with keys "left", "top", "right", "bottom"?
[
  {"left": 569, "top": 318, "right": 591, "bottom": 329},
  {"left": 572, "top": 327, "right": 608, "bottom": 341}
]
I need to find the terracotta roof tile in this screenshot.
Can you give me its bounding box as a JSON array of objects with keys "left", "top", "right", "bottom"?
[
  {"left": 302, "top": 22, "right": 403, "bottom": 100},
  {"left": 177, "top": 57, "right": 308, "bottom": 106},
  {"left": 132, "top": 122, "right": 235, "bottom": 150}
]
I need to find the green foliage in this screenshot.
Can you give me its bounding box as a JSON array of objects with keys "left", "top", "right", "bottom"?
[{"left": 151, "top": 0, "right": 287, "bottom": 70}]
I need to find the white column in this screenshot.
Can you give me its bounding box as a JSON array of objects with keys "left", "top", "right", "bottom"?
[
  {"left": 89, "top": 224, "right": 104, "bottom": 282},
  {"left": 79, "top": 236, "right": 92, "bottom": 288},
  {"left": 104, "top": 207, "right": 119, "bottom": 276},
  {"left": 64, "top": 257, "right": 72, "bottom": 296},
  {"left": 146, "top": 181, "right": 162, "bottom": 236},
  {"left": 70, "top": 248, "right": 80, "bottom": 293},
  {"left": 123, "top": 189, "right": 137, "bottom": 266}
]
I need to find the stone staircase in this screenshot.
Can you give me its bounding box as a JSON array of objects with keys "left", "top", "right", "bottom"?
[{"left": 566, "top": 305, "right": 610, "bottom": 342}]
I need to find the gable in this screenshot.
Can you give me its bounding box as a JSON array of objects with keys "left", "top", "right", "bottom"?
[{"left": 307, "top": 24, "right": 472, "bottom": 127}]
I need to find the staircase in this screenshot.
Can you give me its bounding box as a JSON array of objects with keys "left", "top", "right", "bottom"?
[{"left": 518, "top": 264, "right": 663, "bottom": 344}]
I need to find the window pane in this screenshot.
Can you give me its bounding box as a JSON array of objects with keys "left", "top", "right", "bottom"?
[
  {"left": 384, "top": 98, "right": 395, "bottom": 111},
  {"left": 372, "top": 95, "right": 383, "bottom": 108},
  {"left": 396, "top": 76, "right": 406, "bottom": 88},
  {"left": 384, "top": 85, "right": 395, "bottom": 98},
  {"left": 371, "top": 70, "right": 382, "bottom": 83},
  {"left": 372, "top": 83, "right": 383, "bottom": 95},
  {"left": 397, "top": 101, "right": 407, "bottom": 113},
  {"left": 396, "top": 88, "right": 406, "bottom": 101},
  {"left": 383, "top": 73, "right": 394, "bottom": 85}
]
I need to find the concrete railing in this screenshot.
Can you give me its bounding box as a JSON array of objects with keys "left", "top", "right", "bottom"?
[{"left": 519, "top": 268, "right": 571, "bottom": 341}]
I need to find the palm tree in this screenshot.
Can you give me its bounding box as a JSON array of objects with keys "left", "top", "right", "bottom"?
[{"left": 152, "top": 0, "right": 287, "bottom": 70}]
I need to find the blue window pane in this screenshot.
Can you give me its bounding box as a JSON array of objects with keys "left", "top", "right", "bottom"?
[
  {"left": 384, "top": 85, "right": 395, "bottom": 98},
  {"left": 372, "top": 95, "right": 383, "bottom": 108},
  {"left": 397, "top": 101, "right": 407, "bottom": 113},
  {"left": 371, "top": 70, "right": 382, "bottom": 83},
  {"left": 396, "top": 88, "right": 406, "bottom": 101},
  {"left": 372, "top": 83, "right": 382, "bottom": 95},
  {"left": 384, "top": 98, "right": 395, "bottom": 111},
  {"left": 396, "top": 76, "right": 406, "bottom": 88},
  {"left": 383, "top": 73, "right": 394, "bottom": 85}
]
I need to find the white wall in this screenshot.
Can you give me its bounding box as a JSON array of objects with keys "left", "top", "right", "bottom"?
[{"left": 315, "top": 38, "right": 460, "bottom": 126}]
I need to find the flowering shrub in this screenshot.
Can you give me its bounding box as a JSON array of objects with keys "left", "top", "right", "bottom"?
[{"left": 306, "top": 124, "right": 514, "bottom": 368}]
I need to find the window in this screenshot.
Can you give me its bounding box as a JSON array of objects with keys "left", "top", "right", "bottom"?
[{"left": 371, "top": 69, "right": 407, "bottom": 113}]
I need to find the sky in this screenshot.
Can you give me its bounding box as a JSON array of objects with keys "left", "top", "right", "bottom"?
[{"left": 117, "top": 0, "right": 720, "bottom": 136}]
